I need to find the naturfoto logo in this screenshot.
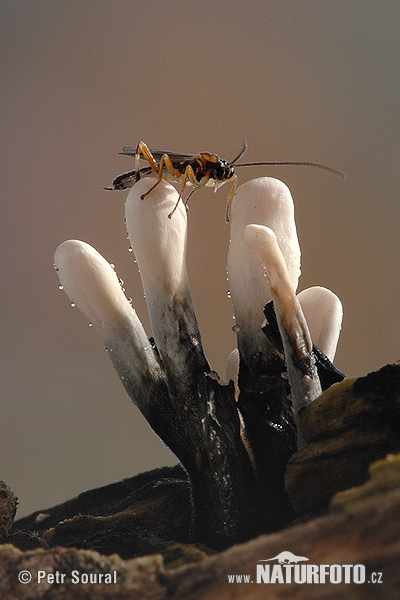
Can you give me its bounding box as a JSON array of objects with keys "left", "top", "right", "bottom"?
[
  {"left": 256, "top": 552, "right": 365, "bottom": 584},
  {"left": 227, "top": 550, "right": 383, "bottom": 586},
  {"left": 259, "top": 551, "right": 309, "bottom": 565}
]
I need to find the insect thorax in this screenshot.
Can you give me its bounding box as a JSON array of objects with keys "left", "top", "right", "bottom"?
[{"left": 175, "top": 155, "right": 235, "bottom": 185}]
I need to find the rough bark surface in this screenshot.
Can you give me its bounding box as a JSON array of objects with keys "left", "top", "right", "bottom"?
[
  {"left": 1, "top": 487, "right": 400, "bottom": 599},
  {"left": 3, "top": 362, "right": 400, "bottom": 598}
]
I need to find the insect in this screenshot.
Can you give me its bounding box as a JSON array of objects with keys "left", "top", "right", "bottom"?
[{"left": 105, "top": 141, "right": 345, "bottom": 221}]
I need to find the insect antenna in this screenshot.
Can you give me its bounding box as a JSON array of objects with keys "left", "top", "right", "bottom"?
[
  {"left": 229, "top": 140, "right": 248, "bottom": 165},
  {"left": 235, "top": 159, "right": 345, "bottom": 178}
]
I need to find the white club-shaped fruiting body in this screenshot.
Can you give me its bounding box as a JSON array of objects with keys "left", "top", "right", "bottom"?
[
  {"left": 226, "top": 178, "right": 344, "bottom": 449},
  {"left": 54, "top": 240, "right": 133, "bottom": 335},
  {"left": 298, "top": 286, "right": 342, "bottom": 362},
  {"left": 244, "top": 223, "right": 322, "bottom": 447},
  {"left": 124, "top": 179, "right": 189, "bottom": 312},
  {"left": 54, "top": 240, "right": 166, "bottom": 408},
  {"left": 227, "top": 177, "right": 301, "bottom": 368},
  {"left": 124, "top": 179, "right": 209, "bottom": 380}
]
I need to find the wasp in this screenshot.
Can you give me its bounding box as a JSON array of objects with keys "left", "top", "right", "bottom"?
[{"left": 105, "top": 141, "right": 344, "bottom": 221}]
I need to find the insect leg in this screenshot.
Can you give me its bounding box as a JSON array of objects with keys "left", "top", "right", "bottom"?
[
  {"left": 135, "top": 141, "right": 159, "bottom": 183},
  {"left": 140, "top": 153, "right": 178, "bottom": 200},
  {"left": 225, "top": 175, "right": 238, "bottom": 222},
  {"left": 183, "top": 183, "right": 206, "bottom": 208},
  {"left": 168, "top": 165, "right": 198, "bottom": 218}
]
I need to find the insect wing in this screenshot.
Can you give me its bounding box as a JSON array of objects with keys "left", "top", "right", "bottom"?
[
  {"left": 121, "top": 146, "right": 138, "bottom": 155},
  {"left": 121, "top": 146, "right": 195, "bottom": 161}
]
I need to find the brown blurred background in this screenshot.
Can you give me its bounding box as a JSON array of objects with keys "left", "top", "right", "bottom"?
[{"left": 1, "top": 1, "right": 399, "bottom": 518}]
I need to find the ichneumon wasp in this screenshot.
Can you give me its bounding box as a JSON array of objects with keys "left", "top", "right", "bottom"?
[{"left": 105, "top": 141, "right": 345, "bottom": 221}]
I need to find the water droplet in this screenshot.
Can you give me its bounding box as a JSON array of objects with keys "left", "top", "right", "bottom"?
[
  {"left": 232, "top": 324, "right": 240, "bottom": 333},
  {"left": 53, "top": 263, "right": 58, "bottom": 271},
  {"left": 128, "top": 246, "right": 133, "bottom": 253},
  {"left": 133, "top": 258, "right": 137, "bottom": 264},
  {"left": 127, "top": 297, "right": 133, "bottom": 305},
  {"left": 227, "top": 289, "right": 232, "bottom": 299},
  {"left": 70, "top": 302, "right": 76, "bottom": 308},
  {"left": 88, "top": 322, "right": 93, "bottom": 327},
  {"left": 58, "top": 284, "right": 64, "bottom": 290},
  {"left": 110, "top": 263, "right": 115, "bottom": 270},
  {"left": 104, "top": 347, "right": 108, "bottom": 352}
]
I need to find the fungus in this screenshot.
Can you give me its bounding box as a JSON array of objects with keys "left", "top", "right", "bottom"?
[
  {"left": 124, "top": 179, "right": 210, "bottom": 383},
  {"left": 54, "top": 176, "right": 343, "bottom": 548},
  {"left": 244, "top": 223, "right": 321, "bottom": 448},
  {"left": 227, "top": 177, "right": 300, "bottom": 371},
  {"left": 298, "top": 286, "right": 342, "bottom": 362},
  {"left": 54, "top": 239, "right": 167, "bottom": 415}
]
